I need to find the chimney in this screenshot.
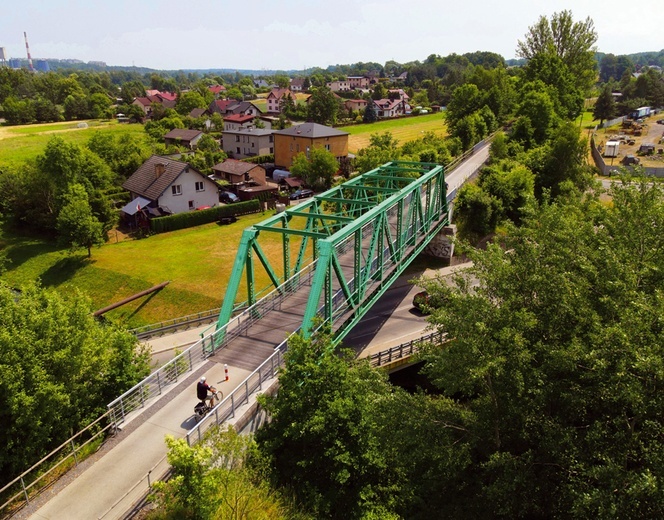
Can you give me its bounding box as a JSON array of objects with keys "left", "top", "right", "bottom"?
[{"left": 155, "top": 162, "right": 166, "bottom": 178}]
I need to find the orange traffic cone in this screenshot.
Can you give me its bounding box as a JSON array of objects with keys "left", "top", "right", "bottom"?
[{"left": 224, "top": 364, "right": 229, "bottom": 381}]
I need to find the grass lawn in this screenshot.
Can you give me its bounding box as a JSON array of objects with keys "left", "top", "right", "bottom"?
[
  {"left": 0, "top": 210, "right": 310, "bottom": 328},
  {"left": 337, "top": 113, "right": 448, "bottom": 153},
  {"left": 0, "top": 120, "right": 147, "bottom": 170}
]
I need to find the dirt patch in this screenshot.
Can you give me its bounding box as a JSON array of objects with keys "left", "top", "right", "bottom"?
[{"left": 596, "top": 114, "right": 664, "bottom": 167}]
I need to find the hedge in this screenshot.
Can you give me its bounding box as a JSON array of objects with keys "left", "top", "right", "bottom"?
[
  {"left": 241, "top": 154, "right": 274, "bottom": 165},
  {"left": 150, "top": 200, "right": 261, "bottom": 233}
]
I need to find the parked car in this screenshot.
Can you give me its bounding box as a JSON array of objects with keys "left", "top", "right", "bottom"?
[
  {"left": 621, "top": 155, "right": 640, "bottom": 166},
  {"left": 657, "top": 119, "right": 664, "bottom": 125},
  {"left": 220, "top": 191, "right": 239, "bottom": 204},
  {"left": 289, "top": 189, "right": 314, "bottom": 200}
]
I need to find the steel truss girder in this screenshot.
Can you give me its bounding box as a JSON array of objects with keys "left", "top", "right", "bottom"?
[{"left": 216, "top": 161, "right": 448, "bottom": 341}]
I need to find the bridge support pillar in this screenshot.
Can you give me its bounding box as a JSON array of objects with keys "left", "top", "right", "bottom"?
[{"left": 424, "top": 224, "right": 456, "bottom": 261}]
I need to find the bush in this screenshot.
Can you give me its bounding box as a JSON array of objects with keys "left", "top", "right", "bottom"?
[
  {"left": 241, "top": 154, "right": 275, "bottom": 165},
  {"left": 150, "top": 200, "right": 260, "bottom": 233}
]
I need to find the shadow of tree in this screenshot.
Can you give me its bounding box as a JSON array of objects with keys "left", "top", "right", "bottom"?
[{"left": 40, "top": 254, "right": 93, "bottom": 287}]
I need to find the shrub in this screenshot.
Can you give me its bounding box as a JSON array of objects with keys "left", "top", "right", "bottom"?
[{"left": 150, "top": 200, "right": 260, "bottom": 233}]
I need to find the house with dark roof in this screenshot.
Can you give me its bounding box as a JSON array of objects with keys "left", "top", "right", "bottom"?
[
  {"left": 273, "top": 123, "right": 349, "bottom": 169},
  {"left": 266, "top": 88, "right": 294, "bottom": 114},
  {"left": 188, "top": 107, "right": 208, "bottom": 119},
  {"left": 122, "top": 156, "right": 219, "bottom": 214},
  {"left": 208, "top": 99, "right": 262, "bottom": 117},
  {"left": 290, "top": 78, "right": 306, "bottom": 92},
  {"left": 211, "top": 159, "right": 267, "bottom": 187},
  {"left": 163, "top": 129, "right": 204, "bottom": 149}
]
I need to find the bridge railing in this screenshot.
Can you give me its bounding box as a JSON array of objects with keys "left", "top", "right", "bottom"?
[
  {"left": 106, "top": 261, "right": 318, "bottom": 428},
  {"left": 369, "top": 331, "right": 445, "bottom": 367},
  {"left": 0, "top": 410, "right": 115, "bottom": 518}
]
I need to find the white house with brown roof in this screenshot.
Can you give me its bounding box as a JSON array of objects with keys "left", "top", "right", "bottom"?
[
  {"left": 266, "top": 88, "right": 294, "bottom": 114},
  {"left": 371, "top": 98, "right": 410, "bottom": 118},
  {"left": 123, "top": 156, "right": 219, "bottom": 214}
]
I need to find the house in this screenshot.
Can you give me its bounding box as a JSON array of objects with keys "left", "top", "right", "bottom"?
[
  {"left": 273, "top": 122, "right": 349, "bottom": 169},
  {"left": 123, "top": 155, "right": 219, "bottom": 214},
  {"left": 188, "top": 108, "right": 208, "bottom": 119},
  {"left": 344, "top": 99, "right": 368, "bottom": 112},
  {"left": 347, "top": 76, "right": 370, "bottom": 89},
  {"left": 253, "top": 79, "right": 273, "bottom": 89},
  {"left": 132, "top": 97, "right": 153, "bottom": 117},
  {"left": 164, "top": 129, "right": 204, "bottom": 149},
  {"left": 326, "top": 80, "right": 351, "bottom": 92},
  {"left": 222, "top": 122, "right": 274, "bottom": 159},
  {"left": 388, "top": 89, "right": 410, "bottom": 102},
  {"left": 266, "top": 88, "right": 294, "bottom": 114},
  {"left": 223, "top": 114, "right": 272, "bottom": 131},
  {"left": 290, "top": 78, "right": 306, "bottom": 92},
  {"left": 209, "top": 99, "right": 262, "bottom": 117},
  {"left": 132, "top": 93, "right": 177, "bottom": 118},
  {"left": 211, "top": 159, "right": 267, "bottom": 187},
  {"left": 371, "top": 98, "right": 410, "bottom": 118},
  {"left": 208, "top": 84, "right": 226, "bottom": 98}
]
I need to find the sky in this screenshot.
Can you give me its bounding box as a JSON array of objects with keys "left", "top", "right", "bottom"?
[{"left": 1, "top": 0, "right": 662, "bottom": 71}]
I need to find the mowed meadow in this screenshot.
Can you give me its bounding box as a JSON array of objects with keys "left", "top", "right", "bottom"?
[{"left": 0, "top": 113, "right": 447, "bottom": 327}]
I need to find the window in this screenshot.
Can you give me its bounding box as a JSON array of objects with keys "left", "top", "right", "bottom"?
[
  {"left": 235, "top": 135, "right": 240, "bottom": 142},
  {"left": 296, "top": 144, "right": 300, "bottom": 152},
  {"left": 325, "top": 144, "right": 331, "bottom": 151},
  {"left": 188, "top": 200, "right": 194, "bottom": 209},
  {"left": 171, "top": 184, "right": 182, "bottom": 196},
  {"left": 236, "top": 147, "right": 240, "bottom": 154},
  {"left": 270, "top": 147, "right": 274, "bottom": 153},
  {"left": 269, "top": 135, "right": 274, "bottom": 143},
  {"left": 251, "top": 142, "right": 255, "bottom": 148},
  {"left": 195, "top": 181, "right": 205, "bottom": 192}
]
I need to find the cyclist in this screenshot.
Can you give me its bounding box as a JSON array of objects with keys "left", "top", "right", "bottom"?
[{"left": 197, "top": 376, "right": 216, "bottom": 407}]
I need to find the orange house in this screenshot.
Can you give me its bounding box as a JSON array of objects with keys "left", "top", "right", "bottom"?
[{"left": 273, "top": 123, "right": 349, "bottom": 169}]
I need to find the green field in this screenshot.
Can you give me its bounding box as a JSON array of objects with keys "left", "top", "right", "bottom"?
[
  {"left": 337, "top": 113, "right": 448, "bottom": 153},
  {"left": 0, "top": 211, "right": 293, "bottom": 328},
  {"left": 0, "top": 120, "right": 147, "bottom": 170}
]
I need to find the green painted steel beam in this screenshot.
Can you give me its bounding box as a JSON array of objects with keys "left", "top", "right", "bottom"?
[{"left": 253, "top": 225, "right": 328, "bottom": 239}]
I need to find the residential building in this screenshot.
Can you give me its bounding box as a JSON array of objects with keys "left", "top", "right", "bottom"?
[
  {"left": 123, "top": 155, "right": 219, "bottom": 214},
  {"left": 344, "top": 99, "right": 368, "bottom": 112},
  {"left": 347, "top": 76, "right": 369, "bottom": 89},
  {"left": 211, "top": 159, "right": 267, "bottom": 187},
  {"left": 208, "top": 84, "right": 226, "bottom": 98},
  {"left": 209, "top": 99, "right": 262, "bottom": 117},
  {"left": 163, "top": 129, "right": 204, "bottom": 149},
  {"left": 371, "top": 98, "right": 410, "bottom": 118},
  {"left": 273, "top": 122, "right": 349, "bottom": 169},
  {"left": 222, "top": 126, "right": 274, "bottom": 159},
  {"left": 266, "top": 88, "right": 294, "bottom": 114},
  {"left": 290, "top": 78, "right": 306, "bottom": 92},
  {"left": 326, "top": 80, "right": 351, "bottom": 92}
]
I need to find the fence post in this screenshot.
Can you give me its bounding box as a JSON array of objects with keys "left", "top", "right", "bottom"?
[
  {"left": 231, "top": 394, "right": 236, "bottom": 419},
  {"left": 21, "top": 477, "right": 29, "bottom": 504},
  {"left": 157, "top": 371, "right": 162, "bottom": 395},
  {"left": 70, "top": 440, "right": 79, "bottom": 466}
]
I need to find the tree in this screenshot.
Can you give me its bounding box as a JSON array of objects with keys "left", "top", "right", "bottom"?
[
  {"left": 176, "top": 90, "right": 207, "bottom": 116},
  {"left": 516, "top": 10, "right": 598, "bottom": 93},
  {"left": 255, "top": 331, "right": 399, "bottom": 519},
  {"left": 306, "top": 86, "right": 341, "bottom": 125},
  {"left": 417, "top": 181, "right": 664, "bottom": 517},
  {"left": 363, "top": 101, "right": 378, "bottom": 123},
  {"left": 593, "top": 83, "right": 616, "bottom": 125},
  {"left": 0, "top": 282, "right": 150, "bottom": 484},
  {"left": 445, "top": 83, "right": 483, "bottom": 130},
  {"left": 290, "top": 147, "right": 339, "bottom": 190},
  {"left": 56, "top": 183, "right": 105, "bottom": 257},
  {"left": 355, "top": 132, "right": 401, "bottom": 173}
]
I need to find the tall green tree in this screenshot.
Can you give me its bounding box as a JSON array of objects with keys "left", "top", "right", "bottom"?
[
  {"left": 256, "top": 331, "right": 399, "bottom": 519},
  {"left": 56, "top": 183, "right": 105, "bottom": 257},
  {"left": 517, "top": 10, "right": 598, "bottom": 93},
  {"left": 290, "top": 146, "right": 339, "bottom": 190},
  {"left": 418, "top": 179, "right": 664, "bottom": 517},
  {"left": 593, "top": 83, "right": 617, "bottom": 125},
  {"left": 306, "top": 86, "right": 341, "bottom": 125},
  {"left": 0, "top": 282, "right": 150, "bottom": 484}
]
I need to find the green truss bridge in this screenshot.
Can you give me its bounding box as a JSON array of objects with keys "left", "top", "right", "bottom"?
[{"left": 215, "top": 160, "right": 450, "bottom": 348}]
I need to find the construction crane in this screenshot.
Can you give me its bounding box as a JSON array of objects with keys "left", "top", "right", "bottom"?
[{"left": 24, "top": 31, "right": 34, "bottom": 72}]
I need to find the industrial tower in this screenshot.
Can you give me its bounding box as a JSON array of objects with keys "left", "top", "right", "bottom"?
[{"left": 24, "top": 31, "right": 34, "bottom": 72}]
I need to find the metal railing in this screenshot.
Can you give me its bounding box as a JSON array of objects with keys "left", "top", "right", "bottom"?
[
  {"left": 0, "top": 411, "right": 115, "bottom": 518},
  {"left": 130, "top": 308, "right": 223, "bottom": 339},
  {"left": 369, "top": 331, "right": 444, "bottom": 367},
  {"left": 107, "top": 261, "right": 318, "bottom": 428}
]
